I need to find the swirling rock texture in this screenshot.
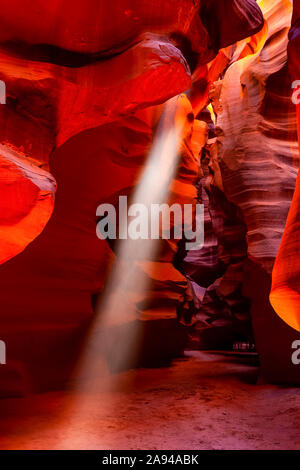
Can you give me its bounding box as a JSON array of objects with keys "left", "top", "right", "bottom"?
[
  {"left": 207, "top": 0, "right": 300, "bottom": 383},
  {"left": 177, "top": 108, "right": 252, "bottom": 348},
  {"left": 266, "top": 1, "right": 300, "bottom": 381},
  {"left": 0, "top": 0, "right": 270, "bottom": 395},
  {"left": 0, "top": 145, "right": 55, "bottom": 264},
  {"left": 271, "top": 4, "right": 300, "bottom": 330}
]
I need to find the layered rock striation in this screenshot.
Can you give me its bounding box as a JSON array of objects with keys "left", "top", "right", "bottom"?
[{"left": 0, "top": 0, "right": 266, "bottom": 393}]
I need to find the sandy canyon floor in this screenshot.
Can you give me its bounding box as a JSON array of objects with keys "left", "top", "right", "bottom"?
[{"left": 0, "top": 351, "right": 299, "bottom": 450}]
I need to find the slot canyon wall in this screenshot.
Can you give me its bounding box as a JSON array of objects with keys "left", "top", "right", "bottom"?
[
  {"left": 208, "top": 0, "right": 300, "bottom": 383},
  {"left": 180, "top": 0, "right": 300, "bottom": 383},
  {"left": 0, "top": 0, "right": 299, "bottom": 395},
  {"left": 271, "top": 2, "right": 300, "bottom": 331}
]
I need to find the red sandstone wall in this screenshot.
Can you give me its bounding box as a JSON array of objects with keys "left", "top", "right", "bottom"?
[
  {"left": 0, "top": 1, "right": 270, "bottom": 394},
  {"left": 270, "top": 2, "right": 300, "bottom": 333}
]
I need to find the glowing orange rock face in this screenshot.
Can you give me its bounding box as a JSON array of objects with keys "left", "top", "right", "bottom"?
[
  {"left": 0, "top": 0, "right": 265, "bottom": 393},
  {"left": 215, "top": 0, "right": 296, "bottom": 273},
  {"left": 199, "top": 0, "right": 300, "bottom": 384},
  {"left": 0, "top": 35, "right": 191, "bottom": 157},
  {"left": 57, "top": 35, "right": 192, "bottom": 146},
  {"left": 0, "top": 33, "right": 191, "bottom": 268},
  {"left": 270, "top": 4, "right": 300, "bottom": 332},
  {"left": 0, "top": 145, "right": 55, "bottom": 264}
]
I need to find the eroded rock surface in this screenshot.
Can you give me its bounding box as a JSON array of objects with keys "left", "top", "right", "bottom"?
[
  {"left": 0, "top": 144, "right": 55, "bottom": 263},
  {"left": 270, "top": 2, "right": 300, "bottom": 333},
  {"left": 0, "top": 0, "right": 266, "bottom": 393}
]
